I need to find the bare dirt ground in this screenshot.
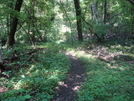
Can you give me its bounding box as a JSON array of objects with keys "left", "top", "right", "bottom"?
[{"left": 51, "top": 53, "right": 85, "bottom": 101}]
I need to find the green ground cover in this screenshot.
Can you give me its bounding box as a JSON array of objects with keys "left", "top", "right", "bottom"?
[
  {"left": 76, "top": 44, "right": 134, "bottom": 101},
  {"left": 0, "top": 43, "right": 70, "bottom": 101},
  {"left": 0, "top": 42, "right": 134, "bottom": 101}
]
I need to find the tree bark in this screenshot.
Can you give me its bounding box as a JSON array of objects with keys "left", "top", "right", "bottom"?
[
  {"left": 127, "top": 0, "right": 134, "bottom": 6},
  {"left": 8, "top": 0, "right": 23, "bottom": 47},
  {"left": 103, "top": 0, "right": 107, "bottom": 24},
  {"left": 74, "top": 0, "right": 83, "bottom": 41},
  {"left": 131, "top": 6, "right": 134, "bottom": 36},
  {"left": 91, "top": 4, "right": 98, "bottom": 22},
  {"left": 0, "top": 43, "right": 4, "bottom": 71}
]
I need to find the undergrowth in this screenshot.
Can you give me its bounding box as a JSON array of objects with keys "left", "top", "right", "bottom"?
[
  {"left": 0, "top": 43, "right": 70, "bottom": 101},
  {"left": 76, "top": 44, "right": 134, "bottom": 101},
  {"left": 1, "top": 41, "right": 134, "bottom": 101}
]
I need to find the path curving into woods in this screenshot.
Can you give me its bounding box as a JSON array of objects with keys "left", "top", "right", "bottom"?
[{"left": 51, "top": 53, "right": 85, "bottom": 101}]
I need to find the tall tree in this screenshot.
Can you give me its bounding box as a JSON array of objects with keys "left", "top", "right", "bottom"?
[
  {"left": 127, "top": 0, "right": 134, "bottom": 35},
  {"left": 8, "top": 0, "right": 23, "bottom": 46},
  {"left": 0, "top": 35, "right": 4, "bottom": 71},
  {"left": 131, "top": 6, "right": 134, "bottom": 35},
  {"left": 74, "top": 0, "right": 83, "bottom": 41},
  {"left": 103, "top": 0, "right": 107, "bottom": 24}
]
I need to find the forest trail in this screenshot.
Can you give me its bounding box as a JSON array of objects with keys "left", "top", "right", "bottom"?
[{"left": 51, "top": 52, "right": 85, "bottom": 101}]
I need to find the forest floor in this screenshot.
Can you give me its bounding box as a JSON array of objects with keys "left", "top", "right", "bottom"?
[
  {"left": 0, "top": 42, "right": 134, "bottom": 101},
  {"left": 51, "top": 52, "right": 85, "bottom": 101},
  {"left": 51, "top": 42, "right": 134, "bottom": 101}
]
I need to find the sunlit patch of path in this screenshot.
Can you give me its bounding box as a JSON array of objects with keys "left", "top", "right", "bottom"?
[{"left": 51, "top": 52, "right": 85, "bottom": 101}]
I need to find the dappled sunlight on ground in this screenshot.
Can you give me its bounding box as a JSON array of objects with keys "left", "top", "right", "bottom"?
[{"left": 52, "top": 53, "right": 85, "bottom": 101}]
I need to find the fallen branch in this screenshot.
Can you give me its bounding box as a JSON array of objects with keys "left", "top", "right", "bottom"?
[
  {"left": 4, "top": 49, "right": 39, "bottom": 61},
  {"left": 94, "top": 33, "right": 102, "bottom": 42},
  {"left": 18, "top": 53, "right": 34, "bottom": 68},
  {"left": 98, "top": 57, "right": 110, "bottom": 63}
]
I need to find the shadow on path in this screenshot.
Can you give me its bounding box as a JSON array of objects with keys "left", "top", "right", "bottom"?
[{"left": 51, "top": 53, "right": 85, "bottom": 101}]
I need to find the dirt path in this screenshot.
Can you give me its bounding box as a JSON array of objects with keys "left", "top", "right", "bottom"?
[{"left": 51, "top": 53, "right": 85, "bottom": 101}]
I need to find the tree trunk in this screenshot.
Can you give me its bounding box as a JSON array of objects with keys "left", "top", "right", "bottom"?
[
  {"left": 91, "top": 4, "right": 98, "bottom": 22},
  {"left": 103, "top": 0, "right": 107, "bottom": 24},
  {"left": 131, "top": 6, "right": 134, "bottom": 36},
  {"left": 74, "top": 0, "right": 83, "bottom": 41},
  {"left": 127, "top": 0, "right": 134, "bottom": 6},
  {"left": 8, "top": 0, "right": 23, "bottom": 47},
  {"left": 0, "top": 42, "right": 4, "bottom": 71},
  {"left": 127, "top": 0, "right": 134, "bottom": 36}
]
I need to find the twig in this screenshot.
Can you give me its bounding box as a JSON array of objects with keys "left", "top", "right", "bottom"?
[{"left": 18, "top": 53, "right": 34, "bottom": 68}]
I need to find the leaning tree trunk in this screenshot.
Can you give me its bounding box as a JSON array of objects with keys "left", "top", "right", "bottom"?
[
  {"left": 74, "top": 0, "right": 83, "bottom": 41},
  {"left": 8, "top": 0, "right": 23, "bottom": 47}
]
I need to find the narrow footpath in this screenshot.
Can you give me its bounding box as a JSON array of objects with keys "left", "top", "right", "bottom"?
[{"left": 51, "top": 53, "right": 85, "bottom": 101}]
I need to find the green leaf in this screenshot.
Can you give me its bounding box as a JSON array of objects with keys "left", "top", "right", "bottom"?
[{"left": 24, "top": 95, "right": 31, "bottom": 99}]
